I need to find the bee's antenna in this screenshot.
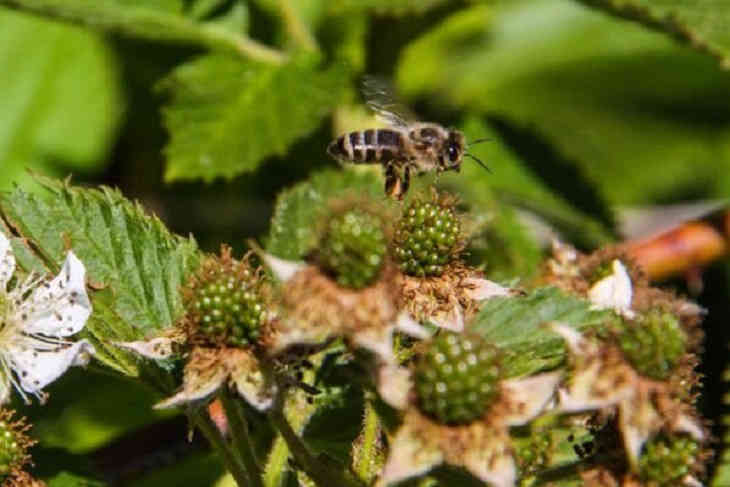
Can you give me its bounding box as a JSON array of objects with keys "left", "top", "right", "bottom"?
[
  {"left": 465, "top": 153, "right": 492, "bottom": 173},
  {"left": 468, "top": 138, "right": 492, "bottom": 146}
]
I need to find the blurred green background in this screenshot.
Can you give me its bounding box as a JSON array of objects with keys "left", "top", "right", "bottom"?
[{"left": 1, "top": 0, "right": 730, "bottom": 485}]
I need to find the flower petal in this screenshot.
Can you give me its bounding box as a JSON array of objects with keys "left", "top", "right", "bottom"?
[
  {"left": 270, "top": 321, "right": 333, "bottom": 356},
  {"left": 261, "top": 253, "right": 306, "bottom": 282},
  {"left": 618, "top": 397, "right": 663, "bottom": 469},
  {"left": 674, "top": 413, "right": 705, "bottom": 442},
  {"left": 462, "top": 277, "right": 517, "bottom": 301},
  {"left": 8, "top": 338, "right": 94, "bottom": 396},
  {"left": 501, "top": 372, "right": 561, "bottom": 426},
  {"left": 155, "top": 359, "right": 227, "bottom": 409},
  {"left": 461, "top": 428, "right": 516, "bottom": 487},
  {"left": 227, "top": 351, "right": 275, "bottom": 411},
  {"left": 377, "top": 418, "right": 443, "bottom": 487},
  {"left": 19, "top": 251, "right": 91, "bottom": 337},
  {"left": 114, "top": 337, "right": 177, "bottom": 360},
  {"left": 548, "top": 322, "right": 587, "bottom": 353},
  {"left": 394, "top": 312, "right": 430, "bottom": 340},
  {"left": 557, "top": 359, "right": 635, "bottom": 413},
  {"left": 587, "top": 259, "right": 634, "bottom": 317},
  {"left": 377, "top": 364, "right": 412, "bottom": 410},
  {"left": 550, "top": 323, "right": 636, "bottom": 413},
  {"left": 0, "top": 232, "right": 15, "bottom": 291},
  {"left": 429, "top": 301, "right": 463, "bottom": 332},
  {"left": 352, "top": 325, "right": 395, "bottom": 364}
]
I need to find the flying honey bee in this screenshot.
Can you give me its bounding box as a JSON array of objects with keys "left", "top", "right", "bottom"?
[{"left": 327, "top": 77, "right": 490, "bottom": 199}]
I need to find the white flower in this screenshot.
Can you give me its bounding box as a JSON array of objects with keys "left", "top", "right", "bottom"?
[
  {"left": 587, "top": 259, "right": 635, "bottom": 318},
  {"left": 0, "top": 232, "right": 94, "bottom": 404}
]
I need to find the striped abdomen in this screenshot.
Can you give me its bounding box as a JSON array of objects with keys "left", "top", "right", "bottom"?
[{"left": 327, "top": 129, "right": 405, "bottom": 164}]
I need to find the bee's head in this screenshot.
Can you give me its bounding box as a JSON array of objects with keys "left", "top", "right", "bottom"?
[{"left": 442, "top": 130, "right": 466, "bottom": 172}]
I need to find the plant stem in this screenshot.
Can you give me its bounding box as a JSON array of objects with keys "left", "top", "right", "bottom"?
[
  {"left": 268, "top": 400, "right": 363, "bottom": 487},
  {"left": 353, "top": 400, "right": 382, "bottom": 484},
  {"left": 277, "top": 0, "right": 319, "bottom": 53},
  {"left": 190, "top": 408, "right": 251, "bottom": 487},
  {"left": 0, "top": 0, "right": 287, "bottom": 65},
  {"left": 219, "top": 389, "right": 265, "bottom": 487}
]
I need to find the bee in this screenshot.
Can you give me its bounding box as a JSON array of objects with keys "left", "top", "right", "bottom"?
[{"left": 327, "top": 77, "right": 490, "bottom": 199}]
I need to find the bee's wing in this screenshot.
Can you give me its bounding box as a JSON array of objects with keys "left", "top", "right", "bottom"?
[{"left": 362, "top": 76, "right": 416, "bottom": 129}]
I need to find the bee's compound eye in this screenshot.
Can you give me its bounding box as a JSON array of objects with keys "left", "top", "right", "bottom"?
[{"left": 447, "top": 143, "right": 460, "bottom": 162}]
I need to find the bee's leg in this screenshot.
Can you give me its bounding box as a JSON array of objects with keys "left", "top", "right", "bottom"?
[
  {"left": 401, "top": 165, "right": 411, "bottom": 196},
  {"left": 385, "top": 164, "right": 404, "bottom": 200}
]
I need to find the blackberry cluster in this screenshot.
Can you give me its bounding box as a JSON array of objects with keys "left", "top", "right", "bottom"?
[
  {"left": 618, "top": 310, "right": 686, "bottom": 380},
  {"left": 414, "top": 332, "right": 502, "bottom": 425},
  {"left": 192, "top": 262, "right": 265, "bottom": 347},
  {"left": 639, "top": 435, "right": 699, "bottom": 486},
  {"left": 393, "top": 198, "right": 461, "bottom": 277},
  {"left": 318, "top": 209, "right": 387, "bottom": 289}
]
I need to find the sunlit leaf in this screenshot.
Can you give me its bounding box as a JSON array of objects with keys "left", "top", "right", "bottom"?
[
  {"left": 397, "top": 0, "right": 730, "bottom": 205},
  {"left": 160, "top": 55, "right": 348, "bottom": 182},
  {"left": 577, "top": 0, "right": 730, "bottom": 68},
  {"left": 0, "top": 8, "right": 124, "bottom": 190},
  {"left": 471, "top": 286, "right": 608, "bottom": 376},
  {"left": 0, "top": 0, "right": 283, "bottom": 63}
]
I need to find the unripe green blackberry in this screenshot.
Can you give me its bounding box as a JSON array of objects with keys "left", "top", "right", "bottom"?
[
  {"left": 0, "top": 411, "right": 32, "bottom": 479},
  {"left": 0, "top": 422, "right": 22, "bottom": 477},
  {"left": 414, "top": 332, "right": 502, "bottom": 425},
  {"left": 639, "top": 435, "right": 699, "bottom": 486},
  {"left": 393, "top": 197, "right": 462, "bottom": 277},
  {"left": 618, "top": 310, "right": 686, "bottom": 380},
  {"left": 318, "top": 209, "right": 387, "bottom": 289},
  {"left": 191, "top": 253, "right": 265, "bottom": 347}
]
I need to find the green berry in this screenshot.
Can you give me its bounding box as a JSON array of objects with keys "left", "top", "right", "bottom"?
[
  {"left": 618, "top": 310, "right": 686, "bottom": 380},
  {"left": 318, "top": 209, "right": 387, "bottom": 289},
  {"left": 639, "top": 435, "right": 699, "bottom": 486},
  {"left": 414, "top": 332, "right": 502, "bottom": 425},
  {"left": 393, "top": 198, "right": 461, "bottom": 277},
  {"left": 0, "top": 421, "right": 22, "bottom": 476},
  {"left": 192, "top": 262, "right": 265, "bottom": 347}
]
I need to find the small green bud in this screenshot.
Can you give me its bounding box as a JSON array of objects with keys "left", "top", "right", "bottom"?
[{"left": 414, "top": 332, "right": 502, "bottom": 425}]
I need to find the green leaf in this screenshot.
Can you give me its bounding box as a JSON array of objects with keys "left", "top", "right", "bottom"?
[
  {"left": 0, "top": 7, "right": 124, "bottom": 190},
  {"left": 397, "top": 1, "right": 730, "bottom": 205},
  {"left": 577, "top": 0, "right": 730, "bottom": 68},
  {"left": 133, "top": 451, "right": 224, "bottom": 487},
  {"left": 441, "top": 117, "right": 614, "bottom": 247},
  {"left": 160, "top": 55, "right": 348, "bottom": 182},
  {"left": 0, "top": 0, "right": 284, "bottom": 63},
  {"left": 25, "top": 369, "right": 171, "bottom": 454},
  {"left": 265, "top": 168, "right": 384, "bottom": 260},
  {"left": 471, "top": 286, "right": 608, "bottom": 376},
  {"left": 328, "top": 0, "right": 449, "bottom": 15},
  {"left": 46, "top": 472, "right": 106, "bottom": 487},
  {"left": 0, "top": 176, "right": 200, "bottom": 376}
]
